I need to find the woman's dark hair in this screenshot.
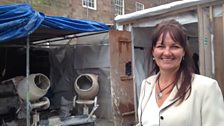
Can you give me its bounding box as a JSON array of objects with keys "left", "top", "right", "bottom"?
[{"left": 150, "top": 19, "right": 194, "bottom": 104}]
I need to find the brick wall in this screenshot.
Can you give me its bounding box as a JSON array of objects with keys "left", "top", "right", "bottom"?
[
  {"left": 0, "top": 0, "right": 23, "bottom": 4},
  {"left": 124, "top": 0, "right": 178, "bottom": 14},
  {"left": 69, "top": 0, "right": 114, "bottom": 24},
  {"left": 0, "top": 0, "right": 179, "bottom": 24}
]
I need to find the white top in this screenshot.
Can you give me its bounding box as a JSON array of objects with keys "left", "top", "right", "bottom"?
[
  {"left": 141, "top": 86, "right": 160, "bottom": 126},
  {"left": 138, "top": 74, "right": 224, "bottom": 126}
]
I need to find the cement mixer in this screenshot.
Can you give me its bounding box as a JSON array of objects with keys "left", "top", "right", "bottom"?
[
  {"left": 16, "top": 73, "right": 51, "bottom": 126},
  {"left": 17, "top": 73, "right": 50, "bottom": 102},
  {"left": 74, "top": 74, "right": 99, "bottom": 100},
  {"left": 73, "top": 73, "right": 99, "bottom": 125}
]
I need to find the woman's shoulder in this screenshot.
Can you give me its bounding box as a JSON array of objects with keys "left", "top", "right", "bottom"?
[
  {"left": 140, "top": 74, "right": 158, "bottom": 87},
  {"left": 191, "top": 74, "right": 224, "bottom": 106},
  {"left": 144, "top": 74, "right": 158, "bottom": 83},
  {"left": 193, "top": 74, "right": 217, "bottom": 83},
  {"left": 192, "top": 74, "right": 219, "bottom": 89}
]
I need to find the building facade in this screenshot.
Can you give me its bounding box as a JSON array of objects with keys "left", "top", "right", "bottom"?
[{"left": 1, "top": 0, "right": 178, "bottom": 24}]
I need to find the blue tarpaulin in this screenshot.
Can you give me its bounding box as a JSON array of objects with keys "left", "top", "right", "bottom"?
[{"left": 0, "top": 4, "right": 109, "bottom": 43}]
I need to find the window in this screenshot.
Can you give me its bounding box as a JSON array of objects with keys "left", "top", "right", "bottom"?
[
  {"left": 136, "top": 2, "right": 144, "bottom": 11},
  {"left": 82, "top": 0, "right": 96, "bottom": 10},
  {"left": 125, "top": 61, "right": 132, "bottom": 76},
  {"left": 114, "top": 0, "right": 124, "bottom": 15}
]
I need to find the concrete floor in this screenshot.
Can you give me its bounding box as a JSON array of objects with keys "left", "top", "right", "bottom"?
[{"left": 95, "top": 119, "right": 113, "bottom": 126}]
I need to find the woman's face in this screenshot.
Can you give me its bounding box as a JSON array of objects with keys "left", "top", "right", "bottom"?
[{"left": 152, "top": 32, "right": 185, "bottom": 72}]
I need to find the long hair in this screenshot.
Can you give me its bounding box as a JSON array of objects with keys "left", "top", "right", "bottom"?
[{"left": 150, "top": 19, "right": 194, "bottom": 104}]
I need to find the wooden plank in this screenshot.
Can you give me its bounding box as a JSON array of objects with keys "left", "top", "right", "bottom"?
[
  {"left": 197, "top": 6, "right": 205, "bottom": 75},
  {"left": 209, "top": 5, "right": 215, "bottom": 76},
  {"left": 109, "top": 30, "right": 135, "bottom": 126},
  {"left": 222, "top": 3, "right": 224, "bottom": 94},
  {"left": 211, "top": 3, "right": 224, "bottom": 95},
  {"left": 213, "top": 16, "right": 224, "bottom": 95},
  {"left": 202, "top": 6, "right": 212, "bottom": 77}
]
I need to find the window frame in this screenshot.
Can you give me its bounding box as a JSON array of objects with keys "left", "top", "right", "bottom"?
[
  {"left": 82, "top": 0, "right": 97, "bottom": 10},
  {"left": 114, "top": 0, "right": 124, "bottom": 16},
  {"left": 135, "top": 2, "right": 144, "bottom": 11}
]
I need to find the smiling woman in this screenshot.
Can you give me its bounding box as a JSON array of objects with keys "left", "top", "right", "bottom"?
[
  {"left": 152, "top": 32, "right": 185, "bottom": 73},
  {"left": 136, "top": 19, "right": 224, "bottom": 126}
]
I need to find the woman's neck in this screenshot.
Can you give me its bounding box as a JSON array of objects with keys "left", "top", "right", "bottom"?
[{"left": 159, "top": 70, "right": 177, "bottom": 86}]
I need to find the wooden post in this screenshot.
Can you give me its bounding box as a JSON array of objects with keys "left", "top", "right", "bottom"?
[
  {"left": 197, "top": 5, "right": 214, "bottom": 77},
  {"left": 197, "top": 6, "right": 205, "bottom": 75},
  {"left": 209, "top": 5, "right": 215, "bottom": 77}
]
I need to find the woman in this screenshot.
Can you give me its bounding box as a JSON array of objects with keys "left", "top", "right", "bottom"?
[{"left": 137, "top": 19, "right": 224, "bottom": 126}]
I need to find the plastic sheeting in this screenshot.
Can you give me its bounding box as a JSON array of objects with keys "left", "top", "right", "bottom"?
[
  {"left": 48, "top": 33, "right": 113, "bottom": 121},
  {"left": 0, "top": 4, "right": 109, "bottom": 42}
]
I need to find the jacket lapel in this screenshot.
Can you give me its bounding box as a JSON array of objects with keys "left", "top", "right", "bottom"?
[
  {"left": 160, "top": 80, "right": 181, "bottom": 110},
  {"left": 142, "top": 73, "right": 181, "bottom": 111},
  {"left": 141, "top": 75, "right": 158, "bottom": 111}
]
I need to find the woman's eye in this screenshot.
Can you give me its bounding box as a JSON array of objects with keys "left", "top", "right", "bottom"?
[
  {"left": 156, "top": 45, "right": 165, "bottom": 48},
  {"left": 172, "top": 46, "right": 180, "bottom": 48}
]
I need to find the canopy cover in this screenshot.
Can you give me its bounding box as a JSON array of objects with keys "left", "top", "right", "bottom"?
[{"left": 0, "top": 4, "right": 109, "bottom": 42}]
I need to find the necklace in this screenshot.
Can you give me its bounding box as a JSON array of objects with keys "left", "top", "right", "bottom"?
[{"left": 157, "top": 78, "right": 174, "bottom": 99}]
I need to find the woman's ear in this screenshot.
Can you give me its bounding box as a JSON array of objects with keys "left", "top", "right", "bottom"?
[{"left": 182, "top": 51, "right": 185, "bottom": 58}]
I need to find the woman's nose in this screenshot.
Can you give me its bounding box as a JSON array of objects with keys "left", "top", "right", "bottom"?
[{"left": 163, "top": 47, "right": 172, "bottom": 55}]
